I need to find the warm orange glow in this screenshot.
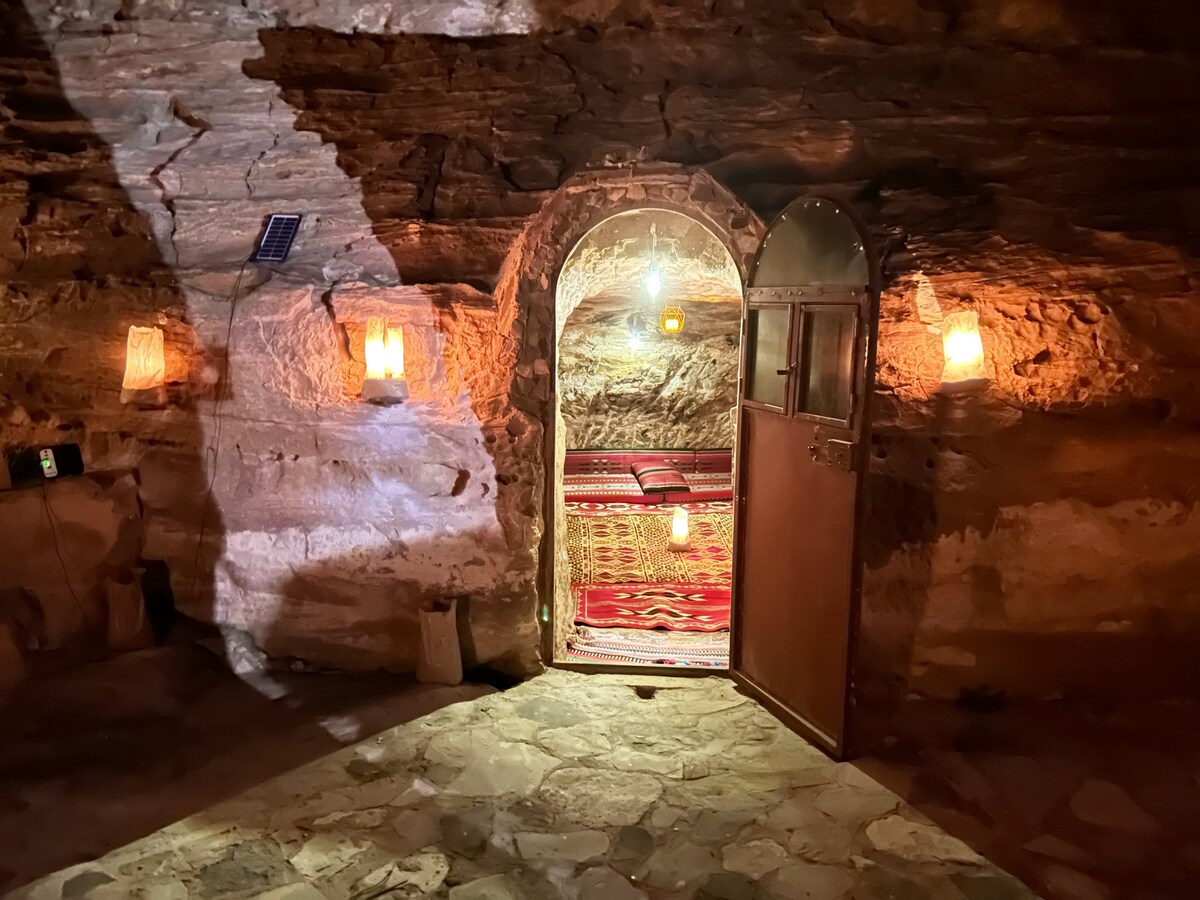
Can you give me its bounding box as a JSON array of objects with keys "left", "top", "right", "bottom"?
[
  {"left": 385, "top": 325, "right": 405, "bottom": 378},
  {"left": 668, "top": 506, "right": 691, "bottom": 552},
  {"left": 365, "top": 317, "right": 387, "bottom": 380},
  {"left": 659, "top": 305, "right": 685, "bottom": 335},
  {"left": 941, "top": 310, "right": 988, "bottom": 388},
  {"left": 122, "top": 326, "right": 165, "bottom": 390}
]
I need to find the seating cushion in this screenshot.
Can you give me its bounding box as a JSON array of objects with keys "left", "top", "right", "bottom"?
[{"left": 631, "top": 461, "right": 691, "bottom": 494}]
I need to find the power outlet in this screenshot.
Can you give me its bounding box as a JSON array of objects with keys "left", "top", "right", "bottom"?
[{"left": 38, "top": 448, "right": 59, "bottom": 479}]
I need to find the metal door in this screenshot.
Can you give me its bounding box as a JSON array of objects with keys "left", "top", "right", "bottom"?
[{"left": 731, "top": 196, "right": 878, "bottom": 757}]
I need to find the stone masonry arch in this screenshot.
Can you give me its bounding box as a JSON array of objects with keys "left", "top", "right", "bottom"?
[{"left": 489, "top": 163, "right": 765, "bottom": 660}]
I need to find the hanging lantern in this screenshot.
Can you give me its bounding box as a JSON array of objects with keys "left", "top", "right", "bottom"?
[
  {"left": 362, "top": 316, "right": 409, "bottom": 405},
  {"left": 121, "top": 325, "right": 167, "bottom": 407},
  {"left": 668, "top": 506, "right": 691, "bottom": 552},
  {"left": 940, "top": 310, "right": 988, "bottom": 393},
  {"left": 659, "top": 306, "right": 685, "bottom": 335}
]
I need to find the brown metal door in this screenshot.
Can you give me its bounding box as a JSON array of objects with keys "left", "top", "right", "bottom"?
[{"left": 731, "top": 197, "right": 877, "bottom": 758}]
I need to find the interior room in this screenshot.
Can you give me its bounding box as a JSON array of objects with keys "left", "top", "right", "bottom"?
[{"left": 552, "top": 209, "right": 742, "bottom": 669}]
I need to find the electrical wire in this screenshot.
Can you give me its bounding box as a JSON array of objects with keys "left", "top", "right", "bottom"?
[
  {"left": 40, "top": 482, "right": 98, "bottom": 630},
  {"left": 187, "top": 257, "right": 250, "bottom": 605}
]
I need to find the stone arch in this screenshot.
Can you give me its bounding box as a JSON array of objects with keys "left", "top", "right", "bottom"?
[{"left": 489, "top": 163, "right": 765, "bottom": 660}]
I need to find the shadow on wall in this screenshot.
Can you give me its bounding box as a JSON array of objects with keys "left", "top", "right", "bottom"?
[
  {"left": 243, "top": 10, "right": 1200, "bottom": 712},
  {"left": 0, "top": 0, "right": 224, "bottom": 675}
]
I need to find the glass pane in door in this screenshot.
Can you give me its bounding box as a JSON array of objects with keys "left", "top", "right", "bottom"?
[
  {"left": 745, "top": 306, "right": 790, "bottom": 409},
  {"left": 797, "top": 306, "right": 857, "bottom": 422}
]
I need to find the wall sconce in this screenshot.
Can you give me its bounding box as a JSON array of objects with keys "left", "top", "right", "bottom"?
[
  {"left": 940, "top": 310, "right": 989, "bottom": 393},
  {"left": 121, "top": 325, "right": 167, "bottom": 407},
  {"left": 668, "top": 506, "right": 691, "bottom": 552},
  {"left": 361, "top": 316, "right": 408, "bottom": 405},
  {"left": 659, "top": 306, "right": 685, "bottom": 335}
]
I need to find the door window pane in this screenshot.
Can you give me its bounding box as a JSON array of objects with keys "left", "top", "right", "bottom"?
[
  {"left": 745, "top": 306, "right": 790, "bottom": 408},
  {"left": 749, "top": 197, "right": 869, "bottom": 289},
  {"left": 797, "top": 306, "right": 857, "bottom": 422}
]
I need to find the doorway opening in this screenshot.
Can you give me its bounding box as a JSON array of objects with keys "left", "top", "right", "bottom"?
[{"left": 552, "top": 208, "right": 743, "bottom": 670}]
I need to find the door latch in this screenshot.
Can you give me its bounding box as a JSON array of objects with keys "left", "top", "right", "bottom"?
[{"left": 808, "top": 437, "right": 856, "bottom": 471}]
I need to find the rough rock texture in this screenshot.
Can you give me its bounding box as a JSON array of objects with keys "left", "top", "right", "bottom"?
[
  {"left": 12, "top": 670, "right": 1035, "bottom": 899},
  {"left": 2, "top": 0, "right": 1199, "bottom": 703},
  {"left": 557, "top": 208, "right": 742, "bottom": 450},
  {"left": 559, "top": 296, "right": 740, "bottom": 450}
]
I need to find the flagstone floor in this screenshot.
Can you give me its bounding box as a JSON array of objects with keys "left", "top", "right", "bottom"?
[{"left": 11, "top": 669, "right": 1034, "bottom": 900}]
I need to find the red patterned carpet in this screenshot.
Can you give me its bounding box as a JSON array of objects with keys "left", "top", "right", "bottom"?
[
  {"left": 575, "top": 583, "right": 731, "bottom": 631},
  {"left": 565, "top": 496, "right": 733, "bottom": 666},
  {"left": 566, "top": 510, "right": 733, "bottom": 586}
]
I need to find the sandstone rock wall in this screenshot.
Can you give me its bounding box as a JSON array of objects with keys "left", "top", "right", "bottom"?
[
  {"left": 3, "top": 0, "right": 1199, "bottom": 703},
  {"left": 559, "top": 293, "right": 740, "bottom": 450}
]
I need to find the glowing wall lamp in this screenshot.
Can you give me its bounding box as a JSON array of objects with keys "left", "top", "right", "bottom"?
[
  {"left": 940, "top": 310, "right": 989, "bottom": 393},
  {"left": 668, "top": 506, "right": 691, "bottom": 552},
  {"left": 361, "top": 316, "right": 409, "bottom": 405},
  {"left": 659, "top": 305, "right": 685, "bottom": 335},
  {"left": 121, "top": 325, "right": 167, "bottom": 407}
]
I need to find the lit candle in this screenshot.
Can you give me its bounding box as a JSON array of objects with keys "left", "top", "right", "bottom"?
[
  {"left": 364, "top": 317, "right": 387, "bottom": 380},
  {"left": 384, "top": 325, "right": 405, "bottom": 378},
  {"left": 668, "top": 506, "right": 691, "bottom": 552},
  {"left": 362, "top": 317, "right": 409, "bottom": 405}
]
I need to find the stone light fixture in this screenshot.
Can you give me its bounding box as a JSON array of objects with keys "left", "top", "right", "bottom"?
[
  {"left": 120, "top": 325, "right": 167, "bottom": 407},
  {"left": 659, "top": 305, "right": 685, "bottom": 334},
  {"left": 361, "top": 316, "right": 409, "bottom": 405},
  {"left": 939, "top": 310, "right": 989, "bottom": 393},
  {"left": 668, "top": 505, "right": 691, "bottom": 552}
]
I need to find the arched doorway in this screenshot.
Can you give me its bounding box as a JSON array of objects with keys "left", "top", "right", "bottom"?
[
  {"left": 554, "top": 207, "right": 745, "bottom": 668},
  {"left": 499, "top": 165, "right": 880, "bottom": 755}
]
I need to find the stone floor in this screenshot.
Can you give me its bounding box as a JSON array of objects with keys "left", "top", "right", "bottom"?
[
  {"left": 863, "top": 698, "right": 1200, "bottom": 900},
  {"left": 10, "top": 670, "right": 1034, "bottom": 900},
  {"left": 0, "top": 642, "right": 491, "bottom": 894}
]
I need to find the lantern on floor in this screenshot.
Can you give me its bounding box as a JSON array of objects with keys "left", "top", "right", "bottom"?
[
  {"left": 361, "top": 316, "right": 409, "bottom": 405},
  {"left": 668, "top": 506, "right": 691, "bottom": 552},
  {"left": 940, "top": 310, "right": 988, "bottom": 393},
  {"left": 659, "top": 306, "right": 685, "bottom": 335},
  {"left": 121, "top": 325, "right": 167, "bottom": 407}
]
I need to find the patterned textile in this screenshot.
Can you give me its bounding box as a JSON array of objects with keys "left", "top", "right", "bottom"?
[
  {"left": 565, "top": 625, "right": 729, "bottom": 667},
  {"left": 575, "top": 583, "right": 731, "bottom": 631},
  {"left": 567, "top": 511, "right": 733, "bottom": 585},
  {"left": 631, "top": 461, "right": 690, "bottom": 494},
  {"left": 567, "top": 498, "right": 733, "bottom": 518},
  {"left": 563, "top": 473, "right": 731, "bottom": 504}
]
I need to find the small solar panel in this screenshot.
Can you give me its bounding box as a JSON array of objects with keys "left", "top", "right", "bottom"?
[{"left": 253, "top": 213, "right": 302, "bottom": 262}]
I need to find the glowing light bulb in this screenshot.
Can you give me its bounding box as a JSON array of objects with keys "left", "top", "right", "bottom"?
[
  {"left": 645, "top": 263, "right": 661, "bottom": 299},
  {"left": 668, "top": 506, "right": 691, "bottom": 552}
]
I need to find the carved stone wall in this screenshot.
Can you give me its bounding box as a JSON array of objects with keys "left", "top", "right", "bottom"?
[
  {"left": 3, "top": 0, "right": 1199, "bottom": 704},
  {"left": 556, "top": 208, "right": 742, "bottom": 450}
]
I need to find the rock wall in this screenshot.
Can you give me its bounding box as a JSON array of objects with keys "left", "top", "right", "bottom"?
[
  {"left": 3, "top": 0, "right": 1199, "bottom": 704},
  {"left": 558, "top": 293, "right": 740, "bottom": 450}
]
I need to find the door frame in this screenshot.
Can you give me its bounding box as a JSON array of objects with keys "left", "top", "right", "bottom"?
[
  {"left": 538, "top": 192, "right": 761, "bottom": 674},
  {"left": 729, "top": 196, "right": 882, "bottom": 758}
]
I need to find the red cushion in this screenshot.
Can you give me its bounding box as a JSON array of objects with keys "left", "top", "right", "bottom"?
[{"left": 631, "top": 461, "right": 690, "bottom": 494}]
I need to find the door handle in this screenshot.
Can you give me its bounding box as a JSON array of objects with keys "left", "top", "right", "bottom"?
[{"left": 776, "top": 363, "right": 797, "bottom": 375}]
